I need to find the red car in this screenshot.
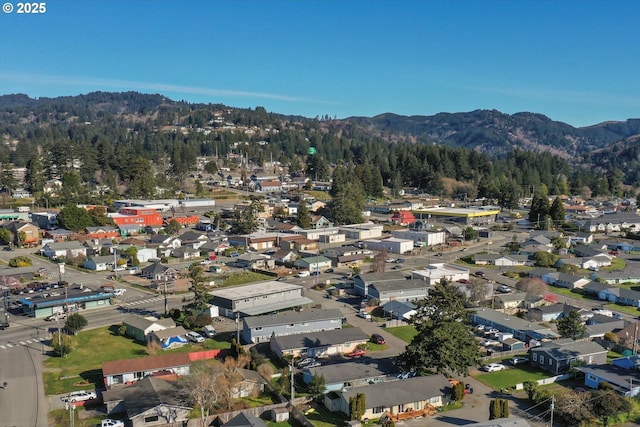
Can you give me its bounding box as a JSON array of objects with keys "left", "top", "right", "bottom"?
[{"left": 347, "top": 349, "right": 366, "bottom": 358}]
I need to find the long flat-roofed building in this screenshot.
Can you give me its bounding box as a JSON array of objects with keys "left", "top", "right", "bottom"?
[{"left": 209, "top": 281, "right": 314, "bottom": 318}]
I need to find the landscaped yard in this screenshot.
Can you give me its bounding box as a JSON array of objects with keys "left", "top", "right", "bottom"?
[
  {"left": 43, "top": 325, "right": 230, "bottom": 395},
  {"left": 384, "top": 325, "right": 418, "bottom": 342},
  {"left": 472, "top": 366, "right": 550, "bottom": 390}
]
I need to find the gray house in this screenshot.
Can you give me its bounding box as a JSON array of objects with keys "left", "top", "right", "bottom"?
[
  {"left": 353, "top": 271, "right": 407, "bottom": 298},
  {"left": 270, "top": 327, "right": 369, "bottom": 359},
  {"left": 530, "top": 339, "right": 607, "bottom": 374},
  {"left": 302, "top": 361, "right": 388, "bottom": 393},
  {"left": 242, "top": 308, "right": 345, "bottom": 343},
  {"left": 471, "top": 308, "right": 559, "bottom": 343},
  {"left": 367, "top": 279, "right": 428, "bottom": 304},
  {"left": 123, "top": 315, "right": 177, "bottom": 343}
]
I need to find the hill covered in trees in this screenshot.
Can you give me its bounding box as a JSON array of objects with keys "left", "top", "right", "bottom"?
[{"left": 0, "top": 91, "right": 639, "bottom": 210}]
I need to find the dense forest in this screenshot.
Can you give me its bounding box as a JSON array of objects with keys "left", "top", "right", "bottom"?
[{"left": 0, "top": 91, "right": 639, "bottom": 209}]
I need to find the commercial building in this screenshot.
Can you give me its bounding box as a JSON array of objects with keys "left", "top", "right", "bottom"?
[
  {"left": 242, "top": 308, "right": 345, "bottom": 344},
  {"left": 209, "top": 281, "right": 314, "bottom": 318}
]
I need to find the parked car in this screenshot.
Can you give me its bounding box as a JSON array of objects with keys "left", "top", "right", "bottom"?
[
  {"left": 324, "top": 268, "right": 334, "bottom": 273},
  {"left": 186, "top": 331, "right": 205, "bottom": 343},
  {"left": 371, "top": 333, "right": 386, "bottom": 344},
  {"left": 296, "top": 358, "right": 316, "bottom": 368},
  {"left": 356, "top": 311, "right": 372, "bottom": 320},
  {"left": 475, "top": 271, "right": 486, "bottom": 278},
  {"left": 101, "top": 420, "right": 125, "bottom": 427},
  {"left": 229, "top": 252, "right": 240, "bottom": 257},
  {"left": 305, "top": 361, "right": 322, "bottom": 368},
  {"left": 497, "top": 285, "right": 512, "bottom": 293},
  {"left": 311, "top": 271, "right": 321, "bottom": 276},
  {"left": 391, "top": 265, "right": 402, "bottom": 270},
  {"left": 2, "top": 246, "right": 14, "bottom": 251},
  {"left": 60, "top": 390, "right": 97, "bottom": 403},
  {"left": 509, "top": 356, "right": 529, "bottom": 366},
  {"left": 37, "top": 267, "right": 47, "bottom": 273},
  {"left": 481, "top": 339, "right": 500, "bottom": 347},
  {"left": 112, "top": 288, "right": 126, "bottom": 297},
  {"left": 484, "top": 328, "right": 499, "bottom": 336},
  {"left": 482, "top": 363, "right": 505, "bottom": 372},
  {"left": 394, "top": 258, "right": 405, "bottom": 263},
  {"left": 200, "top": 259, "right": 212, "bottom": 265},
  {"left": 347, "top": 348, "right": 367, "bottom": 358},
  {"left": 202, "top": 325, "right": 217, "bottom": 338}
]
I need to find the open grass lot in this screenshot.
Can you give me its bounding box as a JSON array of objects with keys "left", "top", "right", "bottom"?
[
  {"left": 473, "top": 366, "right": 550, "bottom": 390},
  {"left": 384, "top": 325, "right": 417, "bottom": 343},
  {"left": 43, "top": 325, "right": 230, "bottom": 395},
  {"left": 221, "top": 271, "right": 275, "bottom": 286}
]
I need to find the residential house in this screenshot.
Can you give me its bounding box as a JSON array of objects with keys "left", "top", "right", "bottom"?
[
  {"left": 272, "top": 248, "right": 298, "bottom": 265},
  {"left": 43, "top": 228, "right": 77, "bottom": 242},
  {"left": 310, "top": 215, "right": 333, "bottom": 229},
  {"left": 570, "top": 232, "right": 594, "bottom": 245},
  {"left": 492, "top": 292, "right": 529, "bottom": 311},
  {"left": 294, "top": 255, "right": 332, "bottom": 272},
  {"left": 257, "top": 180, "right": 282, "bottom": 193},
  {"left": 596, "top": 286, "right": 640, "bottom": 308},
  {"left": 176, "top": 230, "right": 209, "bottom": 249},
  {"left": 83, "top": 255, "right": 115, "bottom": 271},
  {"left": 322, "top": 245, "right": 369, "bottom": 267},
  {"left": 270, "top": 327, "right": 369, "bottom": 359},
  {"left": 102, "top": 377, "right": 192, "bottom": 426},
  {"left": 242, "top": 308, "right": 345, "bottom": 344},
  {"left": 30, "top": 212, "right": 58, "bottom": 230},
  {"left": 227, "top": 232, "right": 278, "bottom": 251},
  {"left": 381, "top": 300, "right": 417, "bottom": 320},
  {"left": 353, "top": 271, "right": 408, "bottom": 298},
  {"left": 324, "top": 375, "right": 451, "bottom": 421},
  {"left": 614, "top": 322, "right": 640, "bottom": 351},
  {"left": 474, "top": 254, "right": 529, "bottom": 267},
  {"left": 233, "top": 253, "right": 275, "bottom": 270},
  {"left": 170, "top": 246, "right": 200, "bottom": 260},
  {"left": 283, "top": 237, "right": 319, "bottom": 252},
  {"left": 471, "top": 308, "right": 559, "bottom": 343},
  {"left": 577, "top": 363, "right": 640, "bottom": 397},
  {"left": 232, "top": 369, "right": 267, "bottom": 398},
  {"left": 594, "top": 268, "right": 640, "bottom": 286},
  {"left": 118, "top": 245, "right": 157, "bottom": 263},
  {"left": 85, "top": 225, "right": 119, "bottom": 239},
  {"left": 1, "top": 221, "right": 40, "bottom": 246},
  {"left": 585, "top": 314, "right": 625, "bottom": 338},
  {"left": 147, "top": 234, "right": 181, "bottom": 257},
  {"left": 139, "top": 262, "right": 177, "bottom": 281},
  {"left": 530, "top": 339, "right": 608, "bottom": 374},
  {"left": 367, "top": 280, "right": 429, "bottom": 304},
  {"left": 41, "top": 241, "right": 87, "bottom": 260},
  {"left": 302, "top": 361, "right": 388, "bottom": 392},
  {"left": 584, "top": 212, "right": 640, "bottom": 233},
  {"left": 122, "top": 314, "right": 177, "bottom": 343},
  {"left": 529, "top": 303, "right": 584, "bottom": 322}
]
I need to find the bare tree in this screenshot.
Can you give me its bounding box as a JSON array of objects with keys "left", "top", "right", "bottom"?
[
  {"left": 370, "top": 248, "right": 387, "bottom": 273},
  {"left": 468, "top": 281, "right": 490, "bottom": 303},
  {"left": 515, "top": 277, "right": 548, "bottom": 297},
  {"left": 180, "top": 360, "right": 222, "bottom": 427},
  {"left": 218, "top": 355, "right": 250, "bottom": 410}
]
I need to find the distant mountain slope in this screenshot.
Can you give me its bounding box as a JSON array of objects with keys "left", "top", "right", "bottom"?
[{"left": 345, "top": 110, "right": 640, "bottom": 159}]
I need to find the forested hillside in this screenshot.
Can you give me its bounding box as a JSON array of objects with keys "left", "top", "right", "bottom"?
[{"left": 0, "top": 92, "right": 638, "bottom": 209}]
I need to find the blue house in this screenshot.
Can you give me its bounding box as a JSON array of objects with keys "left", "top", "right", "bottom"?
[{"left": 577, "top": 358, "right": 640, "bottom": 397}]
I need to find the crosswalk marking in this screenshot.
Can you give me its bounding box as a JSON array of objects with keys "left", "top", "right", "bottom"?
[
  {"left": 0, "top": 338, "right": 49, "bottom": 351},
  {"left": 125, "top": 297, "right": 164, "bottom": 306}
]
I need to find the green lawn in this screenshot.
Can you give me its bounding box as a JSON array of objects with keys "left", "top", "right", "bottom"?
[
  {"left": 43, "top": 325, "right": 230, "bottom": 395},
  {"left": 384, "top": 325, "right": 418, "bottom": 342},
  {"left": 473, "top": 366, "right": 550, "bottom": 390},
  {"left": 221, "top": 271, "right": 275, "bottom": 286}
]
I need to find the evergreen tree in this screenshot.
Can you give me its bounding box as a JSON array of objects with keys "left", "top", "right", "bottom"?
[
  {"left": 25, "top": 155, "right": 46, "bottom": 194},
  {"left": 548, "top": 196, "right": 566, "bottom": 225},
  {"left": 56, "top": 204, "right": 94, "bottom": 232},
  {"left": 296, "top": 202, "right": 312, "bottom": 229},
  {"left": 557, "top": 310, "right": 587, "bottom": 339},
  {"left": 187, "top": 264, "right": 211, "bottom": 311},
  {"left": 399, "top": 281, "right": 480, "bottom": 375},
  {"left": 528, "top": 192, "right": 550, "bottom": 226}
]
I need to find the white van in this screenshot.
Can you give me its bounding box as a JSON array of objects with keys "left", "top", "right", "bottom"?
[
  {"left": 202, "top": 325, "right": 217, "bottom": 338},
  {"left": 295, "top": 271, "right": 310, "bottom": 278}
]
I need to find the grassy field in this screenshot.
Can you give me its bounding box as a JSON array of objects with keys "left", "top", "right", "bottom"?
[
  {"left": 221, "top": 271, "right": 275, "bottom": 286},
  {"left": 384, "top": 325, "right": 418, "bottom": 342},
  {"left": 473, "top": 366, "right": 550, "bottom": 390},
  {"left": 43, "top": 325, "right": 230, "bottom": 395}
]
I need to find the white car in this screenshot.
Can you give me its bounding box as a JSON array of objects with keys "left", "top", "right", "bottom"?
[
  {"left": 101, "top": 420, "right": 125, "bottom": 427},
  {"left": 46, "top": 312, "right": 67, "bottom": 322},
  {"left": 483, "top": 363, "right": 506, "bottom": 372},
  {"left": 186, "top": 331, "right": 205, "bottom": 343},
  {"left": 480, "top": 339, "right": 500, "bottom": 347},
  {"left": 112, "top": 288, "right": 126, "bottom": 297},
  {"left": 60, "top": 390, "right": 97, "bottom": 402},
  {"left": 357, "top": 311, "right": 372, "bottom": 320}
]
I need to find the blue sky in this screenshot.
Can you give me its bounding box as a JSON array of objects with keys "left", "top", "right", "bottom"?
[{"left": 1, "top": 0, "right": 638, "bottom": 127}]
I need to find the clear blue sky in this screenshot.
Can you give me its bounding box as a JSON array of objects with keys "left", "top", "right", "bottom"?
[{"left": 1, "top": 0, "right": 638, "bottom": 127}]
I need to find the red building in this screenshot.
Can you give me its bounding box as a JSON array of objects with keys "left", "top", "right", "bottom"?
[
  {"left": 390, "top": 210, "right": 416, "bottom": 226},
  {"left": 109, "top": 207, "right": 164, "bottom": 227},
  {"left": 166, "top": 214, "right": 200, "bottom": 226}
]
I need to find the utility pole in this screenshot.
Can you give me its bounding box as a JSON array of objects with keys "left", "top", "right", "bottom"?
[
  {"left": 549, "top": 395, "right": 555, "bottom": 426},
  {"left": 163, "top": 276, "right": 168, "bottom": 316},
  {"left": 290, "top": 358, "right": 295, "bottom": 405}
]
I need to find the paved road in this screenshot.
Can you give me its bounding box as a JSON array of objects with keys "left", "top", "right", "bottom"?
[{"left": 0, "top": 344, "right": 48, "bottom": 427}]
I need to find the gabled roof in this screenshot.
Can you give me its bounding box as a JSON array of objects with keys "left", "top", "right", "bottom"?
[
  {"left": 102, "top": 377, "right": 190, "bottom": 417},
  {"left": 272, "top": 327, "right": 368, "bottom": 351},
  {"left": 151, "top": 326, "right": 188, "bottom": 340},
  {"left": 102, "top": 352, "right": 192, "bottom": 376},
  {"left": 305, "top": 361, "right": 387, "bottom": 384},
  {"left": 369, "top": 279, "right": 428, "bottom": 293},
  {"left": 123, "top": 314, "right": 176, "bottom": 331},
  {"left": 243, "top": 308, "right": 344, "bottom": 329},
  {"left": 531, "top": 340, "right": 607, "bottom": 359},
  {"left": 338, "top": 374, "right": 450, "bottom": 409}
]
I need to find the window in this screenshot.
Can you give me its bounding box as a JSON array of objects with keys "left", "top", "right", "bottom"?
[
  {"left": 532, "top": 353, "right": 537, "bottom": 362},
  {"left": 373, "top": 406, "right": 385, "bottom": 414},
  {"left": 549, "top": 359, "right": 552, "bottom": 365},
  {"left": 540, "top": 356, "right": 544, "bottom": 365},
  {"left": 255, "top": 327, "right": 262, "bottom": 331},
  {"left": 144, "top": 415, "right": 159, "bottom": 423}
]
